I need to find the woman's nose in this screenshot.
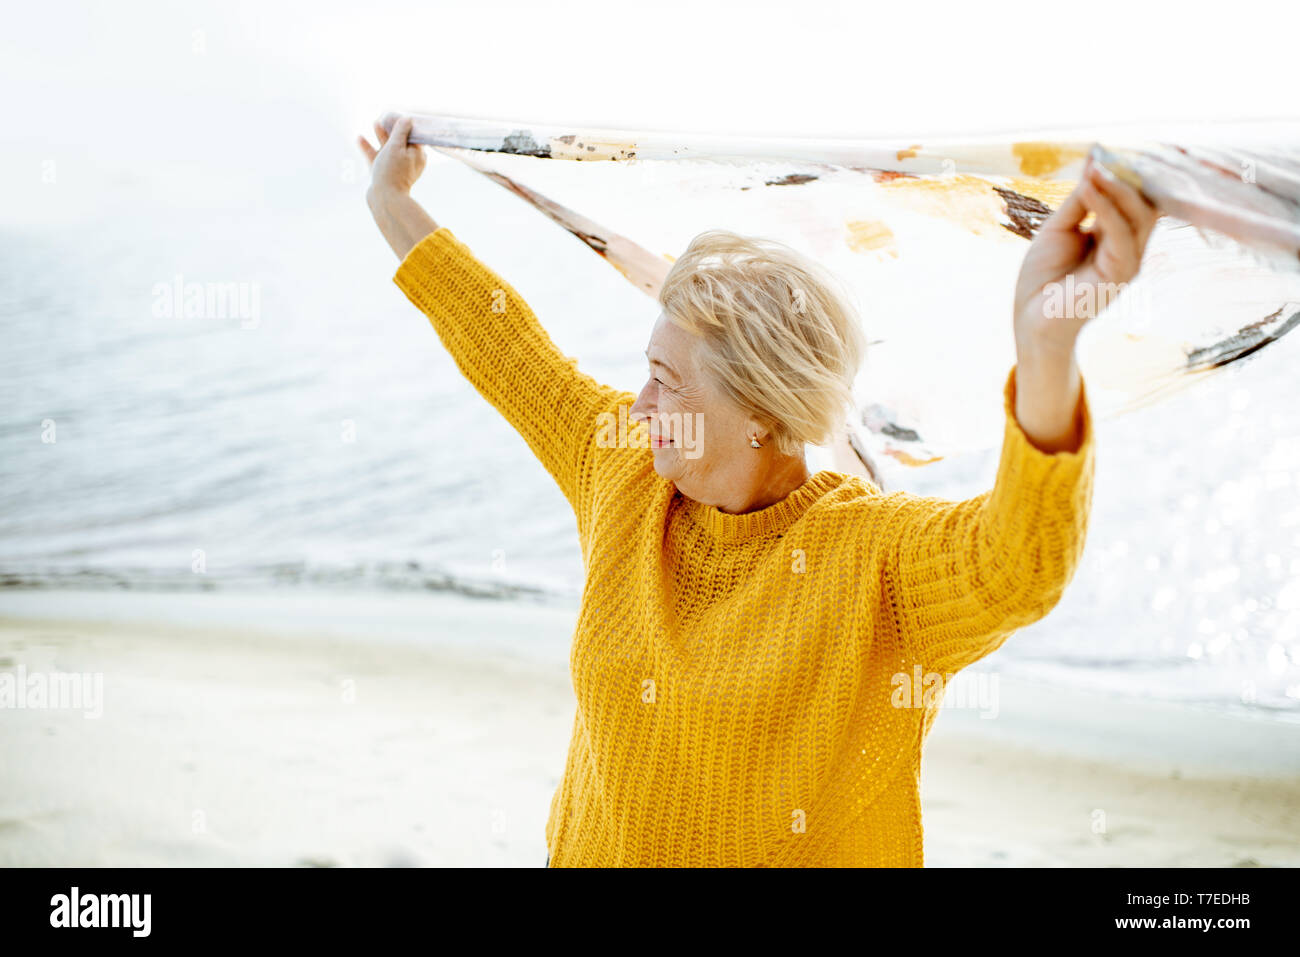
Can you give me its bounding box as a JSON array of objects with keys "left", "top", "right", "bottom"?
[{"left": 629, "top": 385, "right": 655, "bottom": 426}]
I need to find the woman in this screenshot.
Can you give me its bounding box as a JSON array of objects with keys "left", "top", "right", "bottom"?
[{"left": 358, "top": 116, "right": 1159, "bottom": 867}]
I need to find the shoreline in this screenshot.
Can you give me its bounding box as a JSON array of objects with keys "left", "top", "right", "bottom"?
[{"left": 1, "top": 587, "right": 1296, "bottom": 866}]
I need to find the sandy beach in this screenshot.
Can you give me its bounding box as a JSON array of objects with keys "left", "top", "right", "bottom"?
[{"left": 1, "top": 588, "right": 1296, "bottom": 867}]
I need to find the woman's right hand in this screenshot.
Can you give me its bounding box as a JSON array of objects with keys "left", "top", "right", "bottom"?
[
  {"left": 357, "top": 115, "right": 427, "bottom": 201},
  {"left": 359, "top": 115, "right": 440, "bottom": 260}
]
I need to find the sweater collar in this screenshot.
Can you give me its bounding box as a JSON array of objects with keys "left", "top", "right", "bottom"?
[{"left": 679, "top": 469, "right": 847, "bottom": 543}]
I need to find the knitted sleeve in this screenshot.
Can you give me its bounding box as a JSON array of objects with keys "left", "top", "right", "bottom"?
[
  {"left": 391, "top": 226, "right": 625, "bottom": 517},
  {"left": 878, "top": 363, "right": 1096, "bottom": 675}
]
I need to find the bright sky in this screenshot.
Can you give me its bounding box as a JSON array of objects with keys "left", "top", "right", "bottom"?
[{"left": 3, "top": 0, "right": 1297, "bottom": 222}]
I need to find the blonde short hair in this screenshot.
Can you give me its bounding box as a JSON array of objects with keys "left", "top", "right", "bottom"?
[{"left": 658, "top": 229, "right": 868, "bottom": 458}]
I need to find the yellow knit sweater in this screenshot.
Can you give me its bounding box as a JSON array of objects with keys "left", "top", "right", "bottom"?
[{"left": 393, "top": 226, "right": 1096, "bottom": 867}]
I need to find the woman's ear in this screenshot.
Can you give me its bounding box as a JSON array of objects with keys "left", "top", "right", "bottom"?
[{"left": 744, "top": 418, "right": 771, "bottom": 447}]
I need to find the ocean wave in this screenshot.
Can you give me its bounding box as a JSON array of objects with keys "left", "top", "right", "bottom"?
[{"left": 0, "top": 562, "right": 578, "bottom": 606}]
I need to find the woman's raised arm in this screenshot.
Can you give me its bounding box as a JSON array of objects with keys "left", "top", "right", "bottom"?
[
  {"left": 878, "top": 363, "right": 1096, "bottom": 677},
  {"left": 879, "top": 151, "right": 1159, "bottom": 676},
  {"left": 359, "top": 116, "right": 439, "bottom": 259},
  {"left": 358, "top": 116, "right": 627, "bottom": 523}
]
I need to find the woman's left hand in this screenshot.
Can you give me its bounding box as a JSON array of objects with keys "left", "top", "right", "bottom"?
[{"left": 1012, "top": 150, "right": 1161, "bottom": 357}]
